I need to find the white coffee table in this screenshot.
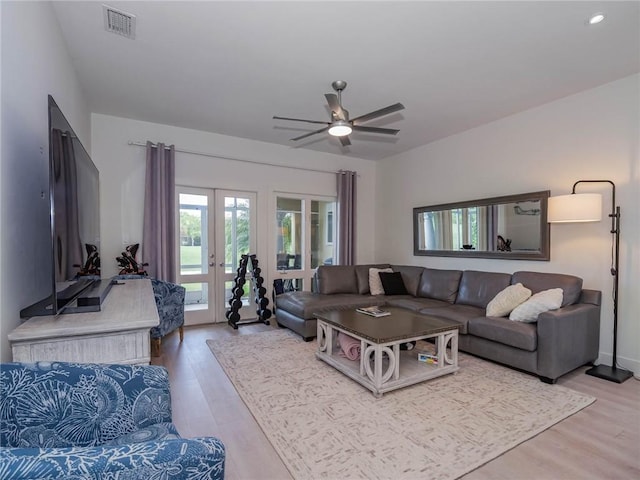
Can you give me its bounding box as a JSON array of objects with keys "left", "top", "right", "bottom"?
[{"left": 315, "top": 307, "right": 460, "bottom": 397}]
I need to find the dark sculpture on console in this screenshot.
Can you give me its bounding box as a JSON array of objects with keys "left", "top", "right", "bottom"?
[
  {"left": 116, "top": 243, "right": 148, "bottom": 276},
  {"left": 75, "top": 243, "right": 101, "bottom": 276}
]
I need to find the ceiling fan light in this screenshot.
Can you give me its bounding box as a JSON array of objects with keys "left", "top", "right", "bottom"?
[{"left": 328, "top": 121, "right": 352, "bottom": 137}]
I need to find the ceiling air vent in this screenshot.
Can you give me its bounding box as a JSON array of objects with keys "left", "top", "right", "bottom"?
[{"left": 103, "top": 4, "right": 136, "bottom": 39}]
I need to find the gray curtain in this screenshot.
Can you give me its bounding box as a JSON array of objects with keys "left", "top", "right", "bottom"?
[
  {"left": 142, "top": 142, "right": 176, "bottom": 282},
  {"left": 336, "top": 170, "right": 357, "bottom": 265}
]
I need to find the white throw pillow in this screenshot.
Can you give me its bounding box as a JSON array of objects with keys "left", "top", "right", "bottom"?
[
  {"left": 486, "top": 283, "right": 532, "bottom": 317},
  {"left": 369, "top": 268, "right": 393, "bottom": 295},
  {"left": 509, "top": 288, "right": 564, "bottom": 322}
]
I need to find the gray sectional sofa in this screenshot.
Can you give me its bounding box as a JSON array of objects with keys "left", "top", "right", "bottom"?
[{"left": 274, "top": 264, "right": 601, "bottom": 383}]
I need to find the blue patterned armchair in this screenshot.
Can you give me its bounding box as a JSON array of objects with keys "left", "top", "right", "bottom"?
[
  {"left": 0, "top": 362, "right": 224, "bottom": 479},
  {"left": 115, "top": 276, "right": 186, "bottom": 355}
]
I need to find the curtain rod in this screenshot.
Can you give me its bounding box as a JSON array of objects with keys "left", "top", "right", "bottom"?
[{"left": 128, "top": 141, "right": 355, "bottom": 175}]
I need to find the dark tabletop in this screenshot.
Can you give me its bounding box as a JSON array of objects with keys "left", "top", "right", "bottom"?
[{"left": 314, "top": 307, "right": 461, "bottom": 344}]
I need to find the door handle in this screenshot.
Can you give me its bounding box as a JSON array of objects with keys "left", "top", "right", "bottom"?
[
  {"left": 219, "top": 262, "right": 225, "bottom": 267},
  {"left": 209, "top": 262, "right": 214, "bottom": 267}
]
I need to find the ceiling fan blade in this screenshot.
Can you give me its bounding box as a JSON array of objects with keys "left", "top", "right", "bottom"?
[
  {"left": 351, "top": 125, "right": 400, "bottom": 135},
  {"left": 291, "top": 126, "right": 330, "bottom": 141},
  {"left": 351, "top": 103, "right": 405, "bottom": 125},
  {"left": 273, "top": 116, "right": 329, "bottom": 125},
  {"left": 339, "top": 135, "right": 351, "bottom": 146},
  {"left": 325, "top": 93, "right": 347, "bottom": 120}
]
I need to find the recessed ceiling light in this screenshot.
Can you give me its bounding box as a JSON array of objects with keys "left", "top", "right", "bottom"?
[{"left": 588, "top": 13, "right": 605, "bottom": 25}]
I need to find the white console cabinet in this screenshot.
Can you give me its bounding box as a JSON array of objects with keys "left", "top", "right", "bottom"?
[{"left": 9, "top": 279, "right": 159, "bottom": 365}]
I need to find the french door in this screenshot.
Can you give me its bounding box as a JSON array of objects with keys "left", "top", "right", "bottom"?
[{"left": 176, "top": 187, "right": 257, "bottom": 325}]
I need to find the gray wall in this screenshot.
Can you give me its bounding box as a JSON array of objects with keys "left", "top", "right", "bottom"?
[{"left": 0, "top": 1, "right": 91, "bottom": 361}]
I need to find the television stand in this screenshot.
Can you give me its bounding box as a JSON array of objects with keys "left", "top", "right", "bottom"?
[{"left": 9, "top": 279, "right": 159, "bottom": 365}]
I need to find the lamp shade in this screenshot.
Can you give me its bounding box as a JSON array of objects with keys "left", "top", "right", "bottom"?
[{"left": 547, "top": 193, "right": 602, "bottom": 223}]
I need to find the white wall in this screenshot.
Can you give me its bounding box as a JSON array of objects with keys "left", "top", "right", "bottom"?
[
  {"left": 376, "top": 74, "right": 640, "bottom": 373},
  {"left": 0, "top": 1, "right": 91, "bottom": 361},
  {"left": 90, "top": 113, "right": 377, "bottom": 298},
  {"left": 2, "top": 2, "right": 636, "bottom": 374}
]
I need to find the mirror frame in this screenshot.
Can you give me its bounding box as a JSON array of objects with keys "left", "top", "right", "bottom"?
[{"left": 413, "top": 190, "right": 550, "bottom": 261}]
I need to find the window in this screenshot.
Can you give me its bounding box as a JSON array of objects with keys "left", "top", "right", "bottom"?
[
  {"left": 224, "top": 196, "right": 251, "bottom": 274},
  {"left": 326, "top": 209, "right": 334, "bottom": 245},
  {"left": 179, "top": 194, "right": 208, "bottom": 275},
  {"left": 275, "top": 195, "right": 335, "bottom": 291}
]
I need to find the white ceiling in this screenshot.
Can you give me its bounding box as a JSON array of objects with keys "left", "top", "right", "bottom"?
[{"left": 52, "top": 1, "right": 640, "bottom": 161}]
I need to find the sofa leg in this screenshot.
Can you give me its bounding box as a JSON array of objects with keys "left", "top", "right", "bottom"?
[
  {"left": 151, "top": 338, "right": 161, "bottom": 357},
  {"left": 303, "top": 336, "right": 315, "bottom": 342},
  {"left": 179, "top": 326, "right": 184, "bottom": 342},
  {"left": 539, "top": 376, "right": 556, "bottom": 384}
]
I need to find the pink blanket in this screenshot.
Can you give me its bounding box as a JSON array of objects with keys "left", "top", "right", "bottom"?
[{"left": 338, "top": 332, "right": 361, "bottom": 361}]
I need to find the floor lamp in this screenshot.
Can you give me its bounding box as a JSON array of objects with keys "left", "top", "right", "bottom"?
[{"left": 547, "top": 180, "right": 633, "bottom": 383}]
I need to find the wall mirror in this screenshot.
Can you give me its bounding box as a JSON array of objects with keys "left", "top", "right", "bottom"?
[{"left": 413, "top": 190, "right": 550, "bottom": 260}]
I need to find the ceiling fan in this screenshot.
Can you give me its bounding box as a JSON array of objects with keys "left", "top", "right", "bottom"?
[{"left": 273, "top": 81, "right": 405, "bottom": 146}]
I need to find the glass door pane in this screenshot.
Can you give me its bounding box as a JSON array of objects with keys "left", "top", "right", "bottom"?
[
  {"left": 311, "top": 200, "right": 335, "bottom": 268},
  {"left": 276, "top": 197, "right": 303, "bottom": 271},
  {"left": 216, "top": 191, "right": 257, "bottom": 322},
  {"left": 177, "top": 189, "right": 215, "bottom": 325},
  {"left": 179, "top": 193, "right": 207, "bottom": 277}
]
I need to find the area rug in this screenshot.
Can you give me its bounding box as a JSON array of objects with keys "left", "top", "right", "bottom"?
[{"left": 207, "top": 330, "right": 595, "bottom": 480}]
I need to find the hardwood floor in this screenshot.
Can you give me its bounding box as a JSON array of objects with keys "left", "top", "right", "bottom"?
[{"left": 153, "top": 323, "right": 640, "bottom": 480}]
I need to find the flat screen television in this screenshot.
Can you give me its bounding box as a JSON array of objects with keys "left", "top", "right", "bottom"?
[{"left": 20, "top": 95, "right": 101, "bottom": 317}]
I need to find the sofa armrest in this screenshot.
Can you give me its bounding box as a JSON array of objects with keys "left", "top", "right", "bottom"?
[
  {"left": 536, "top": 303, "right": 601, "bottom": 380},
  {"left": 0, "top": 437, "right": 225, "bottom": 480}
]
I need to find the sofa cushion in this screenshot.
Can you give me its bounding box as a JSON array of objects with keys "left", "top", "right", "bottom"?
[
  {"left": 509, "top": 288, "right": 563, "bottom": 322},
  {"left": 390, "top": 265, "right": 425, "bottom": 297},
  {"left": 468, "top": 317, "right": 538, "bottom": 352},
  {"left": 512, "top": 271, "right": 582, "bottom": 306},
  {"left": 379, "top": 272, "right": 408, "bottom": 295},
  {"left": 486, "top": 283, "right": 532, "bottom": 317},
  {"left": 275, "top": 291, "right": 385, "bottom": 319},
  {"left": 369, "top": 268, "right": 393, "bottom": 295},
  {"left": 355, "top": 264, "right": 391, "bottom": 294},
  {"left": 417, "top": 268, "right": 463, "bottom": 303},
  {"left": 316, "top": 265, "right": 358, "bottom": 294},
  {"left": 387, "top": 297, "right": 450, "bottom": 311},
  {"left": 456, "top": 270, "right": 512, "bottom": 308},
  {"left": 418, "top": 304, "right": 484, "bottom": 334}
]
